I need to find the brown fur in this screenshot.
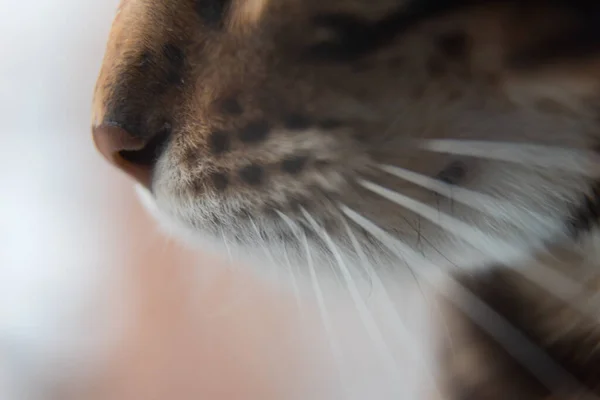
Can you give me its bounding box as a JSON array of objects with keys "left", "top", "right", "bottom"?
[
  {"left": 93, "top": 1, "right": 600, "bottom": 398},
  {"left": 93, "top": 1, "right": 600, "bottom": 188},
  {"left": 441, "top": 245, "right": 600, "bottom": 399}
]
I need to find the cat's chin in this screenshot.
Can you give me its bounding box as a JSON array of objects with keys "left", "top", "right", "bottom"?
[
  {"left": 134, "top": 184, "right": 160, "bottom": 220},
  {"left": 134, "top": 184, "right": 207, "bottom": 248},
  {"left": 135, "top": 183, "right": 506, "bottom": 287}
]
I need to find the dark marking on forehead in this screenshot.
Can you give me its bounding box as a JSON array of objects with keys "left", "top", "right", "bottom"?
[
  {"left": 306, "top": 1, "right": 480, "bottom": 62},
  {"left": 307, "top": 1, "right": 600, "bottom": 63},
  {"left": 239, "top": 120, "right": 270, "bottom": 143},
  {"left": 509, "top": 3, "right": 600, "bottom": 68},
  {"left": 436, "top": 31, "right": 469, "bottom": 59},
  {"left": 239, "top": 164, "right": 264, "bottom": 185},
  {"left": 281, "top": 156, "right": 308, "bottom": 175},
  {"left": 195, "top": 0, "right": 230, "bottom": 28},
  {"left": 218, "top": 97, "right": 243, "bottom": 115},
  {"left": 208, "top": 130, "right": 230, "bottom": 154},
  {"left": 283, "top": 114, "right": 312, "bottom": 131},
  {"left": 210, "top": 171, "right": 229, "bottom": 191}
]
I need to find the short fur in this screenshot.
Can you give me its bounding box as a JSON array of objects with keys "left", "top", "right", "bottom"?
[{"left": 94, "top": 1, "right": 600, "bottom": 398}]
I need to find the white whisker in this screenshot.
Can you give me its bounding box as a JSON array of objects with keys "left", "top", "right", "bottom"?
[
  {"left": 358, "top": 179, "right": 524, "bottom": 260},
  {"left": 300, "top": 208, "right": 401, "bottom": 379},
  {"left": 340, "top": 216, "right": 443, "bottom": 398},
  {"left": 521, "top": 259, "right": 587, "bottom": 301},
  {"left": 420, "top": 140, "right": 599, "bottom": 176},
  {"left": 341, "top": 205, "right": 596, "bottom": 398},
  {"left": 277, "top": 212, "right": 346, "bottom": 393},
  {"left": 274, "top": 211, "right": 305, "bottom": 316},
  {"left": 358, "top": 179, "right": 596, "bottom": 319},
  {"left": 219, "top": 225, "right": 234, "bottom": 264},
  {"left": 249, "top": 218, "right": 281, "bottom": 283},
  {"left": 249, "top": 220, "right": 307, "bottom": 325},
  {"left": 377, "top": 164, "right": 550, "bottom": 227}
]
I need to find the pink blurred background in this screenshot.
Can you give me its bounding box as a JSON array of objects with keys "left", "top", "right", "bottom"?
[
  {"left": 0, "top": 1, "right": 324, "bottom": 399},
  {"left": 0, "top": 2, "right": 439, "bottom": 399}
]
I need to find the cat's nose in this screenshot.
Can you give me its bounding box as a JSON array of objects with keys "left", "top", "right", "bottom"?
[{"left": 92, "top": 123, "right": 170, "bottom": 188}]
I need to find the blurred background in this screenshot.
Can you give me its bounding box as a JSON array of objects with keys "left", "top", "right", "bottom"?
[
  {"left": 0, "top": 1, "right": 435, "bottom": 399},
  {"left": 0, "top": 1, "right": 328, "bottom": 399}
]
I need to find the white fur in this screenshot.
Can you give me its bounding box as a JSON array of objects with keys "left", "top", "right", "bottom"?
[
  {"left": 137, "top": 184, "right": 440, "bottom": 399},
  {"left": 137, "top": 129, "right": 598, "bottom": 399}
]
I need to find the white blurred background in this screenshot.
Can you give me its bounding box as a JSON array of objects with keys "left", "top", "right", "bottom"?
[
  {"left": 0, "top": 1, "right": 324, "bottom": 399},
  {"left": 0, "top": 1, "right": 439, "bottom": 399}
]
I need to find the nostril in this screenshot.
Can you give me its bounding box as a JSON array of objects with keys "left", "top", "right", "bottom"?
[
  {"left": 92, "top": 123, "right": 171, "bottom": 188},
  {"left": 119, "top": 128, "right": 170, "bottom": 166}
]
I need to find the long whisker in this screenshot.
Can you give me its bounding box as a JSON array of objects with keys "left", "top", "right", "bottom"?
[
  {"left": 249, "top": 219, "right": 307, "bottom": 320},
  {"left": 358, "top": 179, "right": 525, "bottom": 259},
  {"left": 340, "top": 216, "right": 443, "bottom": 398},
  {"left": 521, "top": 259, "right": 588, "bottom": 300},
  {"left": 394, "top": 214, "right": 461, "bottom": 360},
  {"left": 275, "top": 216, "right": 305, "bottom": 316},
  {"left": 341, "top": 205, "right": 596, "bottom": 398},
  {"left": 372, "top": 212, "right": 455, "bottom": 357},
  {"left": 219, "top": 225, "right": 234, "bottom": 265},
  {"left": 359, "top": 179, "right": 596, "bottom": 317},
  {"left": 376, "top": 165, "right": 600, "bottom": 303},
  {"left": 300, "top": 209, "right": 401, "bottom": 377},
  {"left": 277, "top": 212, "right": 346, "bottom": 392},
  {"left": 377, "top": 164, "right": 550, "bottom": 227},
  {"left": 249, "top": 217, "right": 283, "bottom": 283},
  {"left": 419, "top": 140, "right": 599, "bottom": 176}
]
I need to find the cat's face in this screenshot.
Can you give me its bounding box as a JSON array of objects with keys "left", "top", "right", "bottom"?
[{"left": 92, "top": 0, "right": 600, "bottom": 274}]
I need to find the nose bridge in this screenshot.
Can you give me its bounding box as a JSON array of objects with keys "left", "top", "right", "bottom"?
[
  {"left": 94, "top": 48, "right": 186, "bottom": 141},
  {"left": 91, "top": 1, "right": 197, "bottom": 187},
  {"left": 92, "top": 0, "right": 190, "bottom": 132}
]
